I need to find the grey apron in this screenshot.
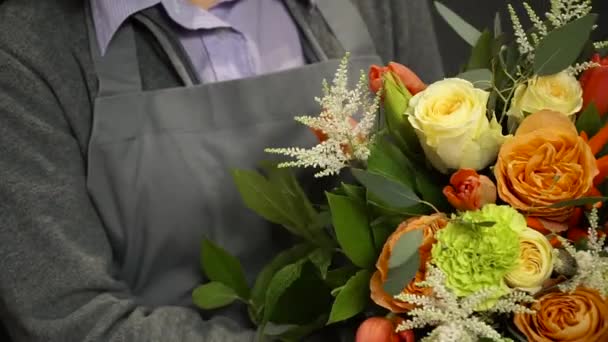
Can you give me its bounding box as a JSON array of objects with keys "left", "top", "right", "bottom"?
[{"left": 85, "top": 0, "right": 381, "bottom": 324}]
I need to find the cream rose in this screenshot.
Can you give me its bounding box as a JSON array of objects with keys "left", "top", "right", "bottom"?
[
  {"left": 508, "top": 71, "right": 583, "bottom": 124},
  {"left": 407, "top": 78, "right": 506, "bottom": 173},
  {"left": 505, "top": 227, "right": 554, "bottom": 294}
]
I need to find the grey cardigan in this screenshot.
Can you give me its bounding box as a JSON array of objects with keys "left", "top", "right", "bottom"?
[{"left": 0, "top": 0, "right": 443, "bottom": 341}]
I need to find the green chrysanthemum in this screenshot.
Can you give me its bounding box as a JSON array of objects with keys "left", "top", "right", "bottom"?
[{"left": 431, "top": 205, "right": 524, "bottom": 304}]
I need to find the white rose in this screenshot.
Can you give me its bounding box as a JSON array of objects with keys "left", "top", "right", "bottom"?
[
  {"left": 507, "top": 71, "right": 583, "bottom": 124},
  {"left": 407, "top": 78, "right": 506, "bottom": 173}
]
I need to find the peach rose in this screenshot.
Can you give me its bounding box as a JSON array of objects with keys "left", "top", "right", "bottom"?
[
  {"left": 370, "top": 214, "right": 448, "bottom": 312},
  {"left": 443, "top": 169, "right": 497, "bottom": 211},
  {"left": 514, "top": 287, "right": 608, "bottom": 342},
  {"left": 494, "top": 110, "right": 598, "bottom": 222}
]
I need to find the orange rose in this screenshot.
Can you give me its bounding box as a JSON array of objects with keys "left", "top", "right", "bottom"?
[
  {"left": 494, "top": 110, "right": 598, "bottom": 222},
  {"left": 443, "top": 169, "right": 497, "bottom": 211},
  {"left": 370, "top": 214, "right": 448, "bottom": 313},
  {"left": 369, "top": 62, "right": 427, "bottom": 95},
  {"left": 514, "top": 287, "right": 608, "bottom": 342}
]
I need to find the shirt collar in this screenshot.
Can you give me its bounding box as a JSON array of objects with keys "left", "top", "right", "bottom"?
[{"left": 90, "top": 0, "right": 315, "bottom": 55}]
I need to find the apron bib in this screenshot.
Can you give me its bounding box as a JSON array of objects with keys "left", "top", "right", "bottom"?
[{"left": 85, "top": 0, "right": 381, "bottom": 322}]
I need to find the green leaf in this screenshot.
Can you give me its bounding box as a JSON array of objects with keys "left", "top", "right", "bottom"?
[
  {"left": 414, "top": 170, "right": 450, "bottom": 212},
  {"left": 263, "top": 315, "right": 328, "bottom": 341},
  {"left": 534, "top": 14, "right": 598, "bottom": 75},
  {"left": 367, "top": 137, "right": 416, "bottom": 189},
  {"left": 576, "top": 102, "right": 601, "bottom": 136},
  {"left": 233, "top": 167, "right": 330, "bottom": 245},
  {"left": 434, "top": 2, "right": 482, "bottom": 46},
  {"left": 352, "top": 169, "right": 421, "bottom": 209},
  {"left": 192, "top": 282, "right": 239, "bottom": 310},
  {"left": 250, "top": 244, "right": 314, "bottom": 318},
  {"left": 308, "top": 248, "right": 333, "bottom": 279},
  {"left": 232, "top": 169, "right": 297, "bottom": 227},
  {"left": 367, "top": 195, "right": 431, "bottom": 218},
  {"left": 341, "top": 183, "right": 366, "bottom": 202},
  {"left": 263, "top": 263, "right": 304, "bottom": 322},
  {"left": 451, "top": 219, "right": 497, "bottom": 229},
  {"left": 326, "top": 266, "right": 360, "bottom": 289},
  {"left": 548, "top": 197, "right": 608, "bottom": 208},
  {"left": 263, "top": 164, "right": 318, "bottom": 227},
  {"left": 466, "top": 30, "right": 493, "bottom": 70},
  {"left": 383, "top": 229, "right": 424, "bottom": 296},
  {"left": 264, "top": 262, "right": 332, "bottom": 324},
  {"left": 326, "top": 193, "right": 376, "bottom": 268},
  {"left": 457, "top": 69, "right": 493, "bottom": 90},
  {"left": 371, "top": 217, "right": 398, "bottom": 252},
  {"left": 327, "top": 270, "right": 372, "bottom": 324},
  {"left": 383, "top": 73, "right": 420, "bottom": 158},
  {"left": 201, "top": 239, "right": 250, "bottom": 299}
]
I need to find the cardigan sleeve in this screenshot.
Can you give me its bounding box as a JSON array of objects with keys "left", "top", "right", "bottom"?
[
  {"left": 392, "top": 0, "right": 445, "bottom": 82},
  {"left": 0, "top": 48, "right": 255, "bottom": 342}
]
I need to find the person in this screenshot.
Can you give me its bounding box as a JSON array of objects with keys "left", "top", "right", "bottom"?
[{"left": 0, "top": 0, "right": 443, "bottom": 341}]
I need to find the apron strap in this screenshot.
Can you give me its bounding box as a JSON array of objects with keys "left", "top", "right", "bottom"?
[
  {"left": 315, "top": 0, "right": 377, "bottom": 57},
  {"left": 132, "top": 14, "right": 196, "bottom": 87},
  {"left": 86, "top": 4, "right": 143, "bottom": 97},
  {"left": 86, "top": 0, "right": 378, "bottom": 96}
]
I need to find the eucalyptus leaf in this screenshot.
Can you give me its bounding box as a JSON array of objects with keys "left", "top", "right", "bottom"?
[
  {"left": 383, "top": 229, "right": 423, "bottom": 296},
  {"left": 326, "top": 193, "right": 376, "bottom": 268},
  {"left": 367, "top": 193, "right": 431, "bottom": 218},
  {"left": 201, "top": 239, "right": 250, "bottom": 299},
  {"left": 457, "top": 69, "right": 493, "bottom": 90},
  {"left": 548, "top": 197, "right": 608, "bottom": 208},
  {"left": 534, "top": 14, "right": 598, "bottom": 75},
  {"left": 192, "top": 282, "right": 239, "bottom": 310},
  {"left": 352, "top": 169, "right": 421, "bottom": 209},
  {"left": 434, "top": 2, "right": 482, "bottom": 46},
  {"left": 327, "top": 270, "right": 372, "bottom": 324},
  {"left": 576, "top": 102, "right": 601, "bottom": 136}
]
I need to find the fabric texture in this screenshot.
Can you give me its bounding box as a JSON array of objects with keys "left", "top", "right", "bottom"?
[{"left": 0, "top": 0, "right": 444, "bottom": 341}]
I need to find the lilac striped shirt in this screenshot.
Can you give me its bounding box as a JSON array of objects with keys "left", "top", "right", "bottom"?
[{"left": 91, "top": 0, "right": 309, "bottom": 83}]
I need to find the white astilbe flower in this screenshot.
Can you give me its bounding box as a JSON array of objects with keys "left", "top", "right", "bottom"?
[
  {"left": 567, "top": 61, "right": 601, "bottom": 75},
  {"left": 265, "top": 54, "right": 379, "bottom": 177},
  {"left": 594, "top": 41, "right": 608, "bottom": 50},
  {"left": 509, "top": 4, "right": 534, "bottom": 56},
  {"left": 556, "top": 208, "right": 608, "bottom": 296},
  {"left": 547, "top": 0, "right": 592, "bottom": 28},
  {"left": 395, "top": 266, "right": 534, "bottom": 342},
  {"left": 509, "top": 0, "right": 595, "bottom": 60}
]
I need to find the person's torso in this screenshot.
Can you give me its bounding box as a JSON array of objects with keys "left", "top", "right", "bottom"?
[{"left": 84, "top": 0, "right": 381, "bottom": 326}]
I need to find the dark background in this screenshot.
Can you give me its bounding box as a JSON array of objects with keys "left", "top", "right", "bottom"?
[{"left": 431, "top": 0, "right": 608, "bottom": 75}]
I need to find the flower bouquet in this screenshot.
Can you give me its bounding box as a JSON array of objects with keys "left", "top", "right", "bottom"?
[{"left": 192, "top": 1, "right": 608, "bottom": 341}]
